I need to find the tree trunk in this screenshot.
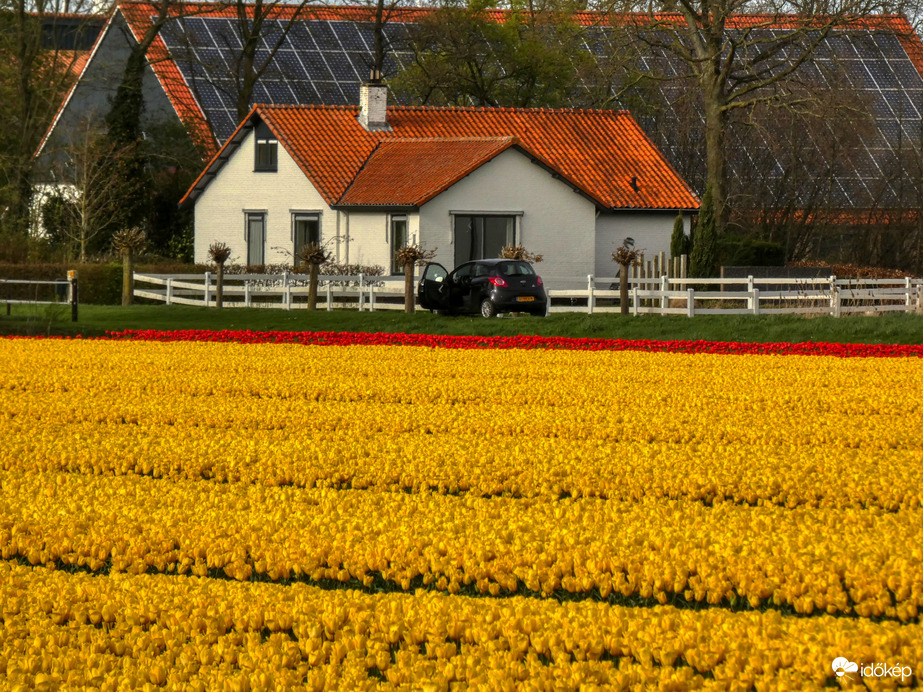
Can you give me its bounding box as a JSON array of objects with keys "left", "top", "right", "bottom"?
[
  {"left": 619, "top": 264, "right": 629, "bottom": 316},
  {"left": 404, "top": 262, "right": 415, "bottom": 313},
  {"left": 308, "top": 263, "right": 318, "bottom": 310},
  {"left": 216, "top": 262, "right": 224, "bottom": 309},
  {"left": 703, "top": 77, "right": 729, "bottom": 238},
  {"left": 122, "top": 250, "right": 134, "bottom": 306}
]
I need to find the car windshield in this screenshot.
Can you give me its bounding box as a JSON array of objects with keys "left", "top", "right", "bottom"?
[{"left": 498, "top": 262, "right": 535, "bottom": 277}]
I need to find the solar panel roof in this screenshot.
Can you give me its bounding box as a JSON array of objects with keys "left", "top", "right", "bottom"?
[{"left": 138, "top": 5, "right": 923, "bottom": 211}]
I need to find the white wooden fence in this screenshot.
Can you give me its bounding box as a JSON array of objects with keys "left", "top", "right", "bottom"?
[
  {"left": 133, "top": 272, "right": 923, "bottom": 317},
  {"left": 133, "top": 272, "right": 407, "bottom": 311}
]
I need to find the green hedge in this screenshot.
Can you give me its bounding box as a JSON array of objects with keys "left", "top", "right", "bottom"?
[
  {"left": 718, "top": 238, "right": 785, "bottom": 267},
  {"left": 0, "top": 262, "right": 203, "bottom": 305}
]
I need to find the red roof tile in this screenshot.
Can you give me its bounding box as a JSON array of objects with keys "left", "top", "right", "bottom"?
[
  {"left": 184, "top": 103, "right": 700, "bottom": 211},
  {"left": 265, "top": 104, "right": 699, "bottom": 210},
  {"left": 339, "top": 137, "right": 522, "bottom": 207}
]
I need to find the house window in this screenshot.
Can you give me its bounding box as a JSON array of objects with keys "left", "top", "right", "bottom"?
[
  {"left": 390, "top": 215, "right": 408, "bottom": 275},
  {"left": 453, "top": 215, "right": 515, "bottom": 267},
  {"left": 293, "top": 214, "right": 320, "bottom": 265},
  {"left": 246, "top": 213, "right": 265, "bottom": 266},
  {"left": 254, "top": 121, "right": 277, "bottom": 172}
]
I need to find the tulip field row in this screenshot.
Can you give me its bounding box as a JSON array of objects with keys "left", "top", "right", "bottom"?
[
  {"left": 1, "top": 334, "right": 922, "bottom": 689},
  {"left": 3, "top": 340, "right": 923, "bottom": 510},
  {"left": 2, "top": 561, "right": 921, "bottom": 690}
]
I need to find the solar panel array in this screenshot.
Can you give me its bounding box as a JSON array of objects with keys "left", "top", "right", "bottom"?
[
  {"left": 633, "top": 29, "right": 923, "bottom": 209},
  {"left": 157, "top": 14, "right": 923, "bottom": 210},
  {"left": 159, "top": 17, "right": 415, "bottom": 142}
]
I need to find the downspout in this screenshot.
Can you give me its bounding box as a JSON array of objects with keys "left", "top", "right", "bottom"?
[{"left": 344, "top": 211, "right": 350, "bottom": 265}]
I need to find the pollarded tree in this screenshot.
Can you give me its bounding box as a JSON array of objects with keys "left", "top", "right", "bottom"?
[
  {"left": 395, "top": 243, "right": 437, "bottom": 314},
  {"left": 612, "top": 236, "right": 643, "bottom": 315},
  {"left": 208, "top": 241, "right": 232, "bottom": 308},
  {"left": 298, "top": 242, "right": 333, "bottom": 311},
  {"left": 499, "top": 244, "right": 544, "bottom": 263}
]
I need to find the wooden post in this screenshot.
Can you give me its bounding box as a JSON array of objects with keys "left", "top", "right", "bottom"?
[
  {"left": 687, "top": 287, "right": 694, "bottom": 318},
  {"left": 204, "top": 272, "right": 211, "bottom": 308},
  {"left": 68, "top": 270, "right": 78, "bottom": 322},
  {"left": 751, "top": 288, "right": 760, "bottom": 315},
  {"left": 660, "top": 275, "right": 668, "bottom": 314},
  {"left": 121, "top": 249, "right": 134, "bottom": 306},
  {"left": 631, "top": 286, "right": 639, "bottom": 316},
  {"left": 166, "top": 278, "right": 173, "bottom": 306},
  {"left": 829, "top": 275, "right": 840, "bottom": 317},
  {"left": 326, "top": 282, "right": 332, "bottom": 311},
  {"left": 283, "top": 271, "right": 291, "bottom": 311},
  {"left": 587, "top": 274, "right": 595, "bottom": 315},
  {"left": 404, "top": 262, "right": 415, "bottom": 313},
  {"left": 358, "top": 273, "right": 365, "bottom": 311}
]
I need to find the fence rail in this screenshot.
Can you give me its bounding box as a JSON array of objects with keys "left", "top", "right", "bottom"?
[
  {"left": 133, "top": 272, "right": 923, "bottom": 317},
  {"left": 1, "top": 273, "right": 79, "bottom": 321}
]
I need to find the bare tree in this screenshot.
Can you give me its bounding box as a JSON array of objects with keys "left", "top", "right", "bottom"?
[
  {"left": 606, "top": 0, "right": 889, "bottom": 242},
  {"left": 52, "top": 121, "right": 139, "bottom": 261}
]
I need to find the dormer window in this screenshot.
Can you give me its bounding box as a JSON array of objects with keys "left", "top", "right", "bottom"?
[{"left": 254, "top": 121, "right": 277, "bottom": 172}]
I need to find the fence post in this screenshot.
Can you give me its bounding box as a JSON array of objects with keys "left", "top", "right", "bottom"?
[
  {"left": 906, "top": 277, "right": 912, "bottom": 309},
  {"left": 67, "top": 270, "right": 78, "bottom": 322},
  {"left": 587, "top": 274, "right": 595, "bottom": 315},
  {"left": 751, "top": 288, "right": 760, "bottom": 316},
  {"left": 358, "top": 273, "right": 365, "bottom": 311},
  {"left": 245, "top": 281, "right": 252, "bottom": 308},
  {"left": 166, "top": 278, "right": 173, "bottom": 306},
  {"left": 687, "top": 287, "right": 694, "bottom": 318},
  {"left": 659, "top": 275, "right": 668, "bottom": 314},
  {"left": 829, "top": 275, "right": 840, "bottom": 317},
  {"left": 204, "top": 272, "right": 211, "bottom": 308},
  {"left": 631, "top": 286, "right": 639, "bottom": 316},
  {"left": 326, "top": 282, "right": 333, "bottom": 311},
  {"left": 283, "top": 271, "right": 292, "bottom": 311},
  {"left": 747, "top": 276, "right": 754, "bottom": 313},
  {"left": 370, "top": 282, "right": 376, "bottom": 311}
]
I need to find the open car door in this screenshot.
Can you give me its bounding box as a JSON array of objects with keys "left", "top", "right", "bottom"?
[{"left": 417, "top": 263, "right": 449, "bottom": 311}]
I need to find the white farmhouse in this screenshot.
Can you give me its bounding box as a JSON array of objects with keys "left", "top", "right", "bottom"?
[{"left": 181, "top": 84, "right": 699, "bottom": 286}]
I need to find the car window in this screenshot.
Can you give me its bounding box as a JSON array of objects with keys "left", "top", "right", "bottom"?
[
  {"left": 473, "top": 263, "right": 488, "bottom": 278},
  {"left": 424, "top": 264, "right": 447, "bottom": 282},
  {"left": 499, "top": 261, "right": 535, "bottom": 277},
  {"left": 453, "top": 263, "right": 474, "bottom": 279}
]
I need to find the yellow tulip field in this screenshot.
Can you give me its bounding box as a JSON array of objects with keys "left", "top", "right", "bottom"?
[{"left": 0, "top": 336, "right": 921, "bottom": 689}]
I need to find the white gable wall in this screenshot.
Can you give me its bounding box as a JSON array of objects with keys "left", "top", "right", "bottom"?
[
  {"left": 194, "top": 129, "right": 331, "bottom": 265},
  {"left": 418, "top": 149, "right": 598, "bottom": 289},
  {"left": 342, "top": 211, "right": 421, "bottom": 272},
  {"left": 594, "top": 212, "right": 691, "bottom": 280}
]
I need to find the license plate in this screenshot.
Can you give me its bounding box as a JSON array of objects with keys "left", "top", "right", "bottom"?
[{"left": 516, "top": 296, "right": 535, "bottom": 302}]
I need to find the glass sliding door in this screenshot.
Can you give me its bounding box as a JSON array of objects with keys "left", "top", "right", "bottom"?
[
  {"left": 246, "top": 213, "right": 265, "bottom": 267},
  {"left": 453, "top": 215, "right": 514, "bottom": 267}
]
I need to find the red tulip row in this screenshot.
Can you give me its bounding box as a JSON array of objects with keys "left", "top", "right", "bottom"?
[{"left": 16, "top": 329, "right": 918, "bottom": 357}]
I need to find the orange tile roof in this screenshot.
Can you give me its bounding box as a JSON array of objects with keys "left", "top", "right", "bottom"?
[
  {"left": 183, "top": 104, "right": 700, "bottom": 211},
  {"left": 339, "top": 138, "right": 523, "bottom": 207}
]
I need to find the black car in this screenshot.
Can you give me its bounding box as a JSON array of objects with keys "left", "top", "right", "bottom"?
[{"left": 417, "top": 258, "right": 548, "bottom": 318}]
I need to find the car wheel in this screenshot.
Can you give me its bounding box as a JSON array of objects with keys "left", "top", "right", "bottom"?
[{"left": 480, "top": 299, "right": 497, "bottom": 318}]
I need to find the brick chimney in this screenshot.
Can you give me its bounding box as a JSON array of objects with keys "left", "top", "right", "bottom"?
[{"left": 358, "top": 70, "right": 390, "bottom": 132}]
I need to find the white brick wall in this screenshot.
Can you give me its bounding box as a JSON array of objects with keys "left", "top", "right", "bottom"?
[
  {"left": 418, "top": 149, "right": 598, "bottom": 287},
  {"left": 594, "top": 212, "right": 690, "bottom": 279},
  {"left": 194, "top": 129, "right": 331, "bottom": 265}
]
